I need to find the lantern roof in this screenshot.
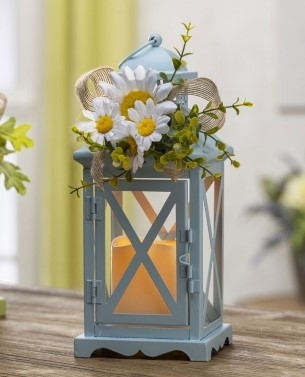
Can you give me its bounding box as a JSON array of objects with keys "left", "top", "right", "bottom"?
[{"left": 119, "top": 33, "right": 197, "bottom": 79}]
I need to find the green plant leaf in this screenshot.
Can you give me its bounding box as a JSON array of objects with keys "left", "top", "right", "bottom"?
[
  {"left": 205, "top": 126, "right": 219, "bottom": 135},
  {"left": 125, "top": 170, "right": 132, "bottom": 182},
  {"left": 181, "top": 34, "right": 191, "bottom": 43},
  {"left": 0, "top": 160, "right": 30, "bottom": 195},
  {"left": 172, "top": 57, "right": 182, "bottom": 70},
  {"left": 0, "top": 116, "right": 16, "bottom": 135},
  {"left": 218, "top": 102, "right": 226, "bottom": 113},
  {"left": 205, "top": 112, "right": 219, "bottom": 119},
  {"left": 159, "top": 72, "right": 169, "bottom": 82},
  {"left": 189, "top": 104, "right": 199, "bottom": 116},
  {"left": 172, "top": 77, "right": 185, "bottom": 85},
  {"left": 204, "top": 101, "right": 213, "bottom": 111},
  {"left": 9, "top": 124, "right": 34, "bottom": 151},
  {"left": 0, "top": 118, "right": 33, "bottom": 151},
  {"left": 233, "top": 105, "right": 240, "bottom": 115}
]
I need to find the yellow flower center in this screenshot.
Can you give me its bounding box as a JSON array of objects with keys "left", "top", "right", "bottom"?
[
  {"left": 127, "top": 136, "right": 138, "bottom": 156},
  {"left": 137, "top": 118, "right": 156, "bottom": 137},
  {"left": 120, "top": 90, "right": 153, "bottom": 118},
  {"left": 96, "top": 115, "right": 113, "bottom": 134}
]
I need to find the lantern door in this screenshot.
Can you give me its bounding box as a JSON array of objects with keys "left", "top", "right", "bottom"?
[{"left": 92, "top": 179, "right": 189, "bottom": 327}]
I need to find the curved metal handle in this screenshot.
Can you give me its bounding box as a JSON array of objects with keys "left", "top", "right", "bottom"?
[{"left": 119, "top": 33, "right": 162, "bottom": 69}]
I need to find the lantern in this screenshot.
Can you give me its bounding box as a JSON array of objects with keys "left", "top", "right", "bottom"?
[{"left": 73, "top": 34, "right": 232, "bottom": 361}]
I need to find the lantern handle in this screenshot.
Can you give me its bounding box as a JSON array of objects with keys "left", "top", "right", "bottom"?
[{"left": 119, "top": 33, "right": 162, "bottom": 69}]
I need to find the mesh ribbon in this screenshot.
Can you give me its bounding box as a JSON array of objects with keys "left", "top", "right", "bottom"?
[
  {"left": 75, "top": 66, "right": 114, "bottom": 111},
  {"left": 90, "top": 150, "right": 106, "bottom": 190},
  {"left": 75, "top": 68, "right": 225, "bottom": 186},
  {"left": 168, "top": 77, "right": 225, "bottom": 131}
]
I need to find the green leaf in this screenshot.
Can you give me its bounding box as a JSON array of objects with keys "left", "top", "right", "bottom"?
[
  {"left": 0, "top": 144, "right": 13, "bottom": 156},
  {"left": 172, "top": 77, "right": 185, "bottom": 85},
  {"left": 205, "top": 112, "right": 219, "bottom": 119},
  {"left": 193, "top": 157, "right": 205, "bottom": 164},
  {"left": 189, "top": 116, "right": 199, "bottom": 127},
  {"left": 204, "top": 101, "right": 213, "bottom": 111},
  {"left": 109, "top": 176, "right": 118, "bottom": 188},
  {"left": 125, "top": 170, "right": 132, "bottom": 182},
  {"left": 173, "top": 47, "right": 181, "bottom": 56},
  {"left": 189, "top": 104, "right": 199, "bottom": 116},
  {"left": 216, "top": 141, "right": 226, "bottom": 151},
  {"left": 0, "top": 116, "right": 16, "bottom": 135},
  {"left": 172, "top": 57, "right": 182, "bottom": 70},
  {"left": 182, "top": 22, "right": 195, "bottom": 31},
  {"left": 174, "top": 110, "right": 185, "bottom": 124},
  {"left": 243, "top": 101, "right": 253, "bottom": 107},
  {"left": 89, "top": 145, "right": 103, "bottom": 153},
  {"left": 232, "top": 160, "right": 240, "bottom": 168},
  {"left": 213, "top": 172, "right": 223, "bottom": 179},
  {"left": 0, "top": 118, "right": 33, "bottom": 151},
  {"left": 181, "top": 34, "right": 191, "bottom": 43},
  {"left": 159, "top": 72, "right": 169, "bottom": 82},
  {"left": 218, "top": 102, "right": 226, "bottom": 113},
  {"left": 0, "top": 160, "right": 30, "bottom": 195},
  {"left": 233, "top": 105, "right": 240, "bottom": 115},
  {"left": 205, "top": 126, "right": 219, "bottom": 135},
  {"left": 9, "top": 124, "right": 34, "bottom": 151}
]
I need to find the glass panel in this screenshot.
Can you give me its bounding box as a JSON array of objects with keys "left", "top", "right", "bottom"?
[
  {"left": 202, "top": 178, "right": 222, "bottom": 325},
  {"left": 108, "top": 190, "right": 177, "bottom": 315}
]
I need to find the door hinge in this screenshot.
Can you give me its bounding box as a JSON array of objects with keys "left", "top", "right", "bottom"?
[
  {"left": 86, "top": 280, "right": 102, "bottom": 304},
  {"left": 85, "top": 196, "right": 102, "bottom": 220},
  {"left": 180, "top": 228, "right": 192, "bottom": 243},
  {"left": 187, "top": 279, "right": 200, "bottom": 294}
]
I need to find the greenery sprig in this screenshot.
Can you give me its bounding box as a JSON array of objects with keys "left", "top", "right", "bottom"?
[
  {"left": 0, "top": 116, "right": 34, "bottom": 195},
  {"left": 167, "top": 22, "right": 194, "bottom": 84}
]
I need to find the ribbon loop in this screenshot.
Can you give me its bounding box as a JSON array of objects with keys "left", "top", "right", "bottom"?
[
  {"left": 168, "top": 77, "right": 225, "bottom": 131},
  {"left": 75, "top": 66, "right": 114, "bottom": 111}
]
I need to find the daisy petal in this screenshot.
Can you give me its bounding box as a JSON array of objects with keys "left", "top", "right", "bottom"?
[
  {"left": 82, "top": 109, "right": 96, "bottom": 120},
  {"left": 159, "top": 100, "right": 177, "bottom": 114},
  {"left": 128, "top": 108, "right": 141, "bottom": 123},
  {"left": 77, "top": 120, "right": 95, "bottom": 132},
  {"left": 123, "top": 66, "right": 136, "bottom": 81},
  {"left": 99, "top": 81, "right": 121, "bottom": 100},
  {"left": 110, "top": 71, "right": 129, "bottom": 93},
  {"left": 154, "top": 82, "right": 173, "bottom": 102}
]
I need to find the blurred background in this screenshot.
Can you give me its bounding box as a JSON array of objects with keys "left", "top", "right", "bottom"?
[{"left": 1, "top": 0, "right": 305, "bottom": 305}]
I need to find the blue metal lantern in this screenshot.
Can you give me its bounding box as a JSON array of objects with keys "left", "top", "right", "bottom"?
[{"left": 73, "top": 34, "right": 232, "bottom": 361}]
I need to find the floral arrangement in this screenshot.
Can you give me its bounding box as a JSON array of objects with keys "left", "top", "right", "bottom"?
[
  {"left": 71, "top": 23, "right": 252, "bottom": 193},
  {"left": 0, "top": 93, "right": 33, "bottom": 195},
  {"left": 250, "top": 163, "right": 305, "bottom": 256}
]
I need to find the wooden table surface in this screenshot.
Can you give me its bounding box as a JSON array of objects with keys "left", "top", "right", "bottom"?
[{"left": 0, "top": 285, "right": 305, "bottom": 376}]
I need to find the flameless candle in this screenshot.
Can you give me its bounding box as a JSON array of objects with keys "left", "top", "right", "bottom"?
[{"left": 111, "top": 235, "right": 176, "bottom": 314}]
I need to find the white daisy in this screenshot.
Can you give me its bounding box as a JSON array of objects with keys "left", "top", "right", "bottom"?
[
  {"left": 99, "top": 65, "right": 174, "bottom": 119},
  {"left": 127, "top": 98, "right": 173, "bottom": 151},
  {"left": 77, "top": 97, "right": 128, "bottom": 145},
  {"left": 132, "top": 145, "right": 145, "bottom": 173}
]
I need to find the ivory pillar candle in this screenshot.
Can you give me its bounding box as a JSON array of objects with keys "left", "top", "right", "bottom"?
[{"left": 111, "top": 235, "right": 176, "bottom": 314}]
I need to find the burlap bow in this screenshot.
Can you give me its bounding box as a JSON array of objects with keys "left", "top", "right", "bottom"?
[{"left": 75, "top": 67, "right": 225, "bottom": 187}]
